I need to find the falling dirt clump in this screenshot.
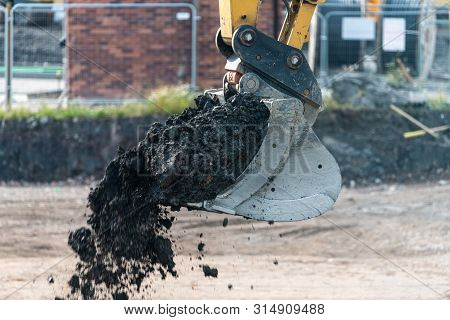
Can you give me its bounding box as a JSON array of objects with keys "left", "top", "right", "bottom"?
[
  {"left": 68, "top": 275, "right": 80, "bottom": 294},
  {"left": 197, "top": 242, "right": 205, "bottom": 252},
  {"left": 202, "top": 265, "right": 219, "bottom": 278},
  {"left": 68, "top": 227, "right": 96, "bottom": 262},
  {"left": 67, "top": 94, "right": 270, "bottom": 299}
]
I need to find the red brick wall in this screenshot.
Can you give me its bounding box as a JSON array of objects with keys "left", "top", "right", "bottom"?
[{"left": 67, "top": 0, "right": 283, "bottom": 99}]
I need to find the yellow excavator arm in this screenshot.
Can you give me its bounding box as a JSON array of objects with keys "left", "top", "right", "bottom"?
[
  {"left": 219, "top": 0, "right": 326, "bottom": 50},
  {"left": 190, "top": 0, "right": 341, "bottom": 222},
  {"left": 218, "top": 0, "right": 261, "bottom": 45}
]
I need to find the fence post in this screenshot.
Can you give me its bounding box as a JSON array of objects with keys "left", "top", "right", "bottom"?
[
  {"left": 319, "top": 14, "right": 328, "bottom": 77},
  {"left": 5, "top": 0, "right": 12, "bottom": 110},
  {"left": 191, "top": 4, "right": 198, "bottom": 91}
]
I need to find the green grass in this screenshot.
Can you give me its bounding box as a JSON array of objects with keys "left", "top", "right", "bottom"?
[
  {"left": 427, "top": 92, "right": 450, "bottom": 111},
  {"left": 0, "top": 86, "right": 197, "bottom": 120},
  {"left": 323, "top": 95, "right": 354, "bottom": 110},
  {"left": 385, "top": 61, "right": 407, "bottom": 86},
  {"left": 323, "top": 90, "right": 450, "bottom": 112},
  {"left": 143, "top": 85, "right": 197, "bottom": 115}
]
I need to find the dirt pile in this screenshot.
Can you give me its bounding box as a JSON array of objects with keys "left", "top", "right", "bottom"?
[
  {"left": 67, "top": 93, "right": 270, "bottom": 299},
  {"left": 327, "top": 73, "right": 430, "bottom": 109},
  {"left": 316, "top": 108, "right": 450, "bottom": 185}
]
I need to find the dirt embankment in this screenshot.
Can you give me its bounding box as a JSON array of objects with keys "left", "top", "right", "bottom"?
[
  {"left": 315, "top": 109, "right": 450, "bottom": 184},
  {"left": 0, "top": 108, "right": 449, "bottom": 185},
  {"left": 0, "top": 115, "right": 165, "bottom": 182}
]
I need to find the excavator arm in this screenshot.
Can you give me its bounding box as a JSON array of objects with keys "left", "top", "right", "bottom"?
[
  {"left": 219, "top": 0, "right": 326, "bottom": 49},
  {"left": 189, "top": 0, "right": 342, "bottom": 222}
]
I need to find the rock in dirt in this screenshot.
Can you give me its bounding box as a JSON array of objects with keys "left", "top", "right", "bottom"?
[{"left": 66, "top": 94, "right": 269, "bottom": 299}]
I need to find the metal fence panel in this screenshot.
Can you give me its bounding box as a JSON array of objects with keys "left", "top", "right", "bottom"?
[
  {"left": 9, "top": 3, "right": 197, "bottom": 107},
  {"left": 316, "top": 3, "right": 449, "bottom": 85},
  {"left": 4, "top": 2, "right": 448, "bottom": 108},
  {"left": 11, "top": 5, "right": 64, "bottom": 105},
  {"left": 431, "top": 20, "right": 450, "bottom": 83},
  {"left": 319, "top": 9, "right": 422, "bottom": 77},
  {"left": 0, "top": 7, "right": 6, "bottom": 98}
]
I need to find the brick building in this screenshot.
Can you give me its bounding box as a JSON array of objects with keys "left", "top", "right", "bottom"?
[{"left": 67, "top": 0, "right": 284, "bottom": 100}]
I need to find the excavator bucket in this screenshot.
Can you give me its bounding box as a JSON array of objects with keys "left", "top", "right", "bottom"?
[
  {"left": 190, "top": 90, "right": 341, "bottom": 222},
  {"left": 189, "top": 23, "right": 342, "bottom": 222}
]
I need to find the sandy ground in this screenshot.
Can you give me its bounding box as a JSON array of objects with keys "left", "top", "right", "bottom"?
[{"left": 0, "top": 182, "right": 449, "bottom": 300}]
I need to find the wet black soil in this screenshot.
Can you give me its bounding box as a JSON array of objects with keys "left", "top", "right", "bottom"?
[
  {"left": 67, "top": 94, "right": 270, "bottom": 299},
  {"left": 202, "top": 265, "right": 219, "bottom": 278},
  {"left": 315, "top": 109, "right": 450, "bottom": 185},
  {"left": 197, "top": 242, "right": 205, "bottom": 252}
]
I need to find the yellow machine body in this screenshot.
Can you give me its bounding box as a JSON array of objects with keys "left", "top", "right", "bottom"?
[
  {"left": 219, "top": 0, "right": 325, "bottom": 50},
  {"left": 278, "top": 0, "right": 325, "bottom": 49},
  {"left": 367, "top": 0, "right": 383, "bottom": 20},
  {"left": 219, "top": 0, "right": 261, "bottom": 45}
]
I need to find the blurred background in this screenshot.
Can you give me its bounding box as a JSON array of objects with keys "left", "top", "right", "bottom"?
[{"left": 0, "top": 0, "right": 447, "bottom": 108}]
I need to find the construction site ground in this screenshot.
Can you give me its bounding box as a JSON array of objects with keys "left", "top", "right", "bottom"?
[{"left": 1, "top": 181, "right": 449, "bottom": 300}]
